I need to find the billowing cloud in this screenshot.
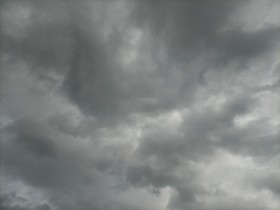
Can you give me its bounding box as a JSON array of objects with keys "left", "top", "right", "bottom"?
[{"left": 1, "top": 0, "right": 279, "bottom": 210}]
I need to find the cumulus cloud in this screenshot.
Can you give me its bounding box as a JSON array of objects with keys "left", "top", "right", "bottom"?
[{"left": 1, "top": 0, "right": 279, "bottom": 210}]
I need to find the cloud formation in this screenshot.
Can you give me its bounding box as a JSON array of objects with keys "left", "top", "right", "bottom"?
[{"left": 1, "top": 0, "right": 280, "bottom": 210}]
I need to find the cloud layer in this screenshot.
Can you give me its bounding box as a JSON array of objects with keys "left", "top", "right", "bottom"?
[{"left": 1, "top": 0, "right": 280, "bottom": 210}]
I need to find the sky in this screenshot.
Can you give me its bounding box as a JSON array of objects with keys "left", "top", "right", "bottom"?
[{"left": 0, "top": 0, "right": 280, "bottom": 210}]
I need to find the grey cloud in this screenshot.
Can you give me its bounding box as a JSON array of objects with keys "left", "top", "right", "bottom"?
[
  {"left": 220, "top": 120, "right": 280, "bottom": 158},
  {"left": 2, "top": 0, "right": 277, "bottom": 124},
  {"left": 1, "top": 119, "right": 125, "bottom": 210},
  {"left": 0, "top": 192, "right": 51, "bottom": 210},
  {"left": 1, "top": 0, "right": 280, "bottom": 210},
  {"left": 5, "top": 120, "right": 56, "bottom": 158},
  {"left": 255, "top": 175, "right": 280, "bottom": 196},
  {"left": 129, "top": 92, "right": 279, "bottom": 208},
  {"left": 0, "top": 0, "right": 72, "bottom": 71},
  {"left": 214, "top": 26, "right": 280, "bottom": 66},
  {"left": 126, "top": 158, "right": 177, "bottom": 188},
  {"left": 125, "top": 157, "right": 200, "bottom": 209},
  {"left": 130, "top": 0, "right": 273, "bottom": 61},
  {"left": 130, "top": 0, "right": 280, "bottom": 81},
  {"left": 137, "top": 94, "right": 257, "bottom": 161}
]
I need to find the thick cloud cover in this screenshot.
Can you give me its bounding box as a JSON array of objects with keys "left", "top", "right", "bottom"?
[{"left": 1, "top": 0, "right": 280, "bottom": 210}]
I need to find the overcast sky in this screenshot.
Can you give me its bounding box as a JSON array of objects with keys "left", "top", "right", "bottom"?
[{"left": 0, "top": 0, "right": 280, "bottom": 210}]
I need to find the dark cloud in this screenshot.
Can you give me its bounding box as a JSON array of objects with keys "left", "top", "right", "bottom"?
[
  {"left": 1, "top": 0, "right": 279, "bottom": 210},
  {"left": 214, "top": 26, "right": 280, "bottom": 66},
  {"left": 0, "top": 192, "right": 51, "bottom": 210},
  {"left": 130, "top": 0, "right": 280, "bottom": 63},
  {"left": 137, "top": 94, "right": 257, "bottom": 161},
  {"left": 6, "top": 120, "right": 56, "bottom": 158}
]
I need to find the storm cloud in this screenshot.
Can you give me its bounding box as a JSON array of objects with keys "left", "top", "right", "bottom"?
[{"left": 1, "top": 0, "right": 280, "bottom": 210}]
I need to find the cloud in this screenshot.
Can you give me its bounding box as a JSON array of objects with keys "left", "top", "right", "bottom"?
[{"left": 1, "top": 0, "right": 279, "bottom": 210}]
